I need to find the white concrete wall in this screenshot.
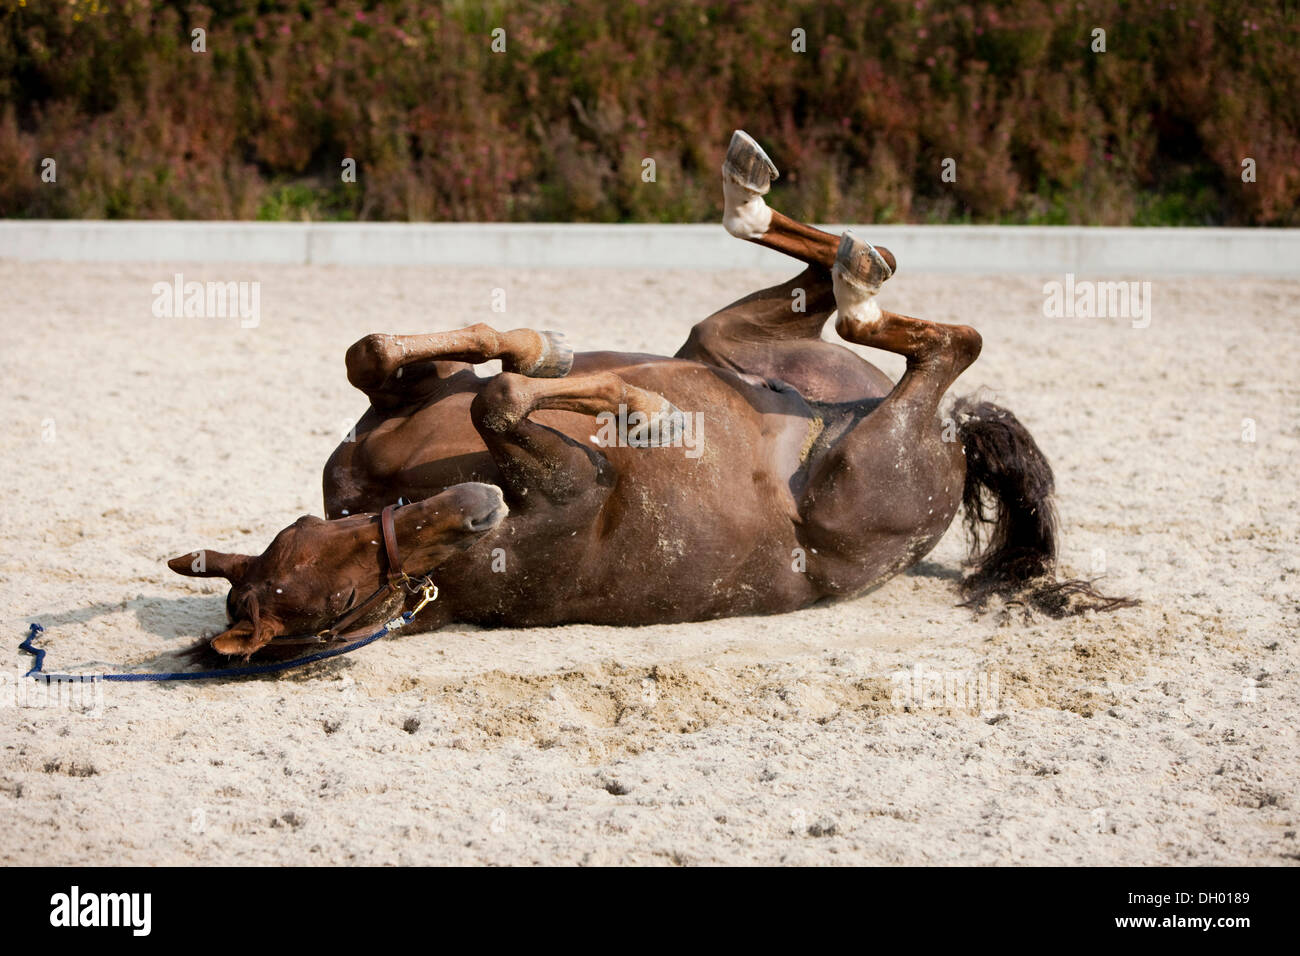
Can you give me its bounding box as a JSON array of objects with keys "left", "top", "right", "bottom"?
[{"left": 1, "top": 221, "right": 1296, "bottom": 275}]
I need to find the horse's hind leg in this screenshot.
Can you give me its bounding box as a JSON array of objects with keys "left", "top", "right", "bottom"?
[
  {"left": 799, "top": 232, "right": 982, "bottom": 595},
  {"left": 676, "top": 265, "right": 894, "bottom": 404},
  {"left": 674, "top": 132, "right": 897, "bottom": 402},
  {"left": 346, "top": 324, "right": 573, "bottom": 401},
  {"left": 828, "top": 232, "right": 978, "bottom": 403},
  {"left": 720, "top": 130, "right": 898, "bottom": 274}
]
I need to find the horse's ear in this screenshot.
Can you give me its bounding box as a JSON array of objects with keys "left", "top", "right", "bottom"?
[
  {"left": 167, "top": 549, "right": 252, "bottom": 582},
  {"left": 208, "top": 619, "right": 273, "bottom": 657}
]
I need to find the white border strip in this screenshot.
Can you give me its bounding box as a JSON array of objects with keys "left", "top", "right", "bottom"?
[{"left": 1, "top": 221, "right": 1296, "bottom": 275}]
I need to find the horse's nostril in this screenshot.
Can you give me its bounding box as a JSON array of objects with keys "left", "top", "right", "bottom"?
[{"left": 466, "top": 503, "right": 507, "bottom": 531}]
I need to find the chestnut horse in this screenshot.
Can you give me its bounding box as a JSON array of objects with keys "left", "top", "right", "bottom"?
[{"left": 170, "top": 132, "right": 1119, "bottom": 658}]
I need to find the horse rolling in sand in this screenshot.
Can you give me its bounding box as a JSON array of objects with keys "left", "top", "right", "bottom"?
[{"left": 170, "top": 131, "right": 1126, "bottom": 659}]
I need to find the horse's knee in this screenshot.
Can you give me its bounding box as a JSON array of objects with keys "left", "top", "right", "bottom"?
[
  {"left": 461, "top": 323, "right": 505, "bottom": 354},
  {"left": 471, "top": 372, "right": 532, "bottom": 434},
  {"left": 345, "top": 333, "right": 392, "bottom": 390}
]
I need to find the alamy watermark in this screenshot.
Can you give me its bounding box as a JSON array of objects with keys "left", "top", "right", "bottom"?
[
  {"left": 592, "top": 404, "right": 703, "bottom": 459},
  {"left": 151, "top": 273, "right": 261, "bottom": 328},
  {"left": 49, "top": 886, "right": 150, "bottom": 936},
  {"left": 0, "top": 671, "right": 104, "bottom": 717},
  {"left": 1042, "top": 273, "right": 1151, "bottom": 328},
  {"left": 890, "top": 665, "right": 1001, "bottom": 715}
]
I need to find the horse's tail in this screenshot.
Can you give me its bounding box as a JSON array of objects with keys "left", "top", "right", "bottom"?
[{"left": 953, "top": 396, "right": 1134, "bottom": 616}]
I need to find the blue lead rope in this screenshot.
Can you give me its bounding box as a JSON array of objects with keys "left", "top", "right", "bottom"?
[{"left": 18, "top": 617, "right": 406, "bottom": 683}]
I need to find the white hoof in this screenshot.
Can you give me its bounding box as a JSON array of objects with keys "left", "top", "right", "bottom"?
[
  {"left": 722, "top": 130, "right": 779, "bottom": 190},
  {"left": 832, "top": 230, "right": 891, "bottom": 328},
  {"left": 518, "top": 330, "right": 574, "bottom": 378},
  {"left": 721, "top": 130, "right": 779, "bottom": 240},
  {"left": 627, "top": 398, "right": 687, "bottom": 448},
  {"left": 834, "top": 230, "right": 893, "bottom": 292}
]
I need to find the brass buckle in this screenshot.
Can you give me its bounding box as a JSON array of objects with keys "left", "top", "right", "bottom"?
[{"left": 407, "top": 576, "right": 439, "bottom": 617}]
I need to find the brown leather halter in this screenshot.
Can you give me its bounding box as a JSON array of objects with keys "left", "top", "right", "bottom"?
[{"left": 270, "top": 504, "right": 434, "bottom": 647}]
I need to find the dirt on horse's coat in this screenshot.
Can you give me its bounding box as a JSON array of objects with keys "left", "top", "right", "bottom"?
[{"left": 171, "top": 132, "right": 1124, "bottom": 658}]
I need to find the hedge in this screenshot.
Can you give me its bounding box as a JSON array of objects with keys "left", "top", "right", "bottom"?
[{"left": 1, "top": 0, "right": 1296, "bottom": 224}]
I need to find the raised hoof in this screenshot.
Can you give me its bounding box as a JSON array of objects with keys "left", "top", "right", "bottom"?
[
  {"left": 834, "top": 230, "right": 894, "bottom": 294},
  {"left": 626, "top": 398, "right": 688, "bottom": 448},
  {"left": 722, "top": 130, "right": 779, "bottom": 193},
  {"left": 517, "top": 330, "right": 574, "bottom": 378}
]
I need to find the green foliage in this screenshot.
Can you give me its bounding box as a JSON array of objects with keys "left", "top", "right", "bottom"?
[{"left": 0, "top": 0, "right": 1295, "bottom": 224}]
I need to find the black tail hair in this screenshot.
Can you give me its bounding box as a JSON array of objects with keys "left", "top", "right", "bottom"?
[{"left": 954, "top": 396, "right": 1135, "bottom": 617}]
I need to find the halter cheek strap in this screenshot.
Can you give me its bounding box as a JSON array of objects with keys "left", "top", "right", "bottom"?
[{"left": 380, "top": 503, "right": 404, "bottom": 586}]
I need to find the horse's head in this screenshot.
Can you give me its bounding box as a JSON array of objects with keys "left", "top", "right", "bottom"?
[{"left": 167, "top": 482, "right": 507, "bottom": 657}]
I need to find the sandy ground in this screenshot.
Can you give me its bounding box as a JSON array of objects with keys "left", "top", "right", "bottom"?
[{"left": 0, "top": 260, "right": 1296, "bottom": 866}]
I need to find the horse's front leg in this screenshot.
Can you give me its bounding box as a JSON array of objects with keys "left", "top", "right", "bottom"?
[
  {"left": 345, "top": 324, "right": 573, "bottom": 408},
  {"left": 445, "top": 368, "right": 681, "bottom": 624},
  {"left": 469, "top": 369, "right": 682, "bottom": 507}
]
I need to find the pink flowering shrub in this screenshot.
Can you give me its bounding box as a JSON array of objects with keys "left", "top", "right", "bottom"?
[{"left": 0, "top": 0, "right": 1295, "bottom": 223}]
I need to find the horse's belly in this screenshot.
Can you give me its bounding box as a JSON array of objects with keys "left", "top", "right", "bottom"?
[
  {"left": 332, "top": 360, "right": 826, "bottom": 623},
  {"left": 491, "top": 401, "right": 818, "bottom": 624}
]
